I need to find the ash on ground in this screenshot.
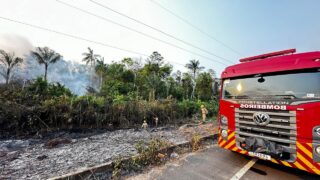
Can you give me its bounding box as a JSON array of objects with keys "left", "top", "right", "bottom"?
[{"left": 0, "top": 123, "right": 217, "bottom": 180}]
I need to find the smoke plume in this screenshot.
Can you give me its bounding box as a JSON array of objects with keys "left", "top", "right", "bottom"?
[{"left": 0, "top": 34, "right": 92, "bottom": 95}]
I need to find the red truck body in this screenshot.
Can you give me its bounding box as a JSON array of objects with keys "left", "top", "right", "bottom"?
[{"left": 218, "top": 49, "right": 320, "bottom": 174}]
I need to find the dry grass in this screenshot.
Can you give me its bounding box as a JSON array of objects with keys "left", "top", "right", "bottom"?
[{"left": 191, "top": 133, "right": 202, "bottom": 152}]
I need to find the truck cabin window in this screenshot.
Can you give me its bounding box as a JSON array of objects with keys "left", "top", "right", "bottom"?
[{"left": 222, "top": 70, "right": 320, "bottom": 100}]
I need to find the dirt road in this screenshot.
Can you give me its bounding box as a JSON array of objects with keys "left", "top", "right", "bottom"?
[{"left": 129, "top": 145, "right": 319, "bottom": 180}]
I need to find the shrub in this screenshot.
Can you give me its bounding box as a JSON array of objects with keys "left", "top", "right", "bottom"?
[
  {"left": 131, "top": 138, "right": 170, "bottom": 169},
  {"left": 0, "top": 77, "right": 219, "bottom": 136},
  {"left": 191, "top": 134, "right": 202, "bottom": 151},
  {"left": 177, "top": 99, "right": 219, "bottom": 119}
]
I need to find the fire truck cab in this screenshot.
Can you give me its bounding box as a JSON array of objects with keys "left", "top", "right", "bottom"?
[{"left": 218, "top": 49, "right": 320, "bottom": 174}]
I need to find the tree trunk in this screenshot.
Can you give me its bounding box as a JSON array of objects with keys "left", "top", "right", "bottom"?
[
  {"left": 44, "top": 64, "right": 48, "bottom": 81},
  {"left": 133, "top": 73, "right": 136, "bottom": 88},
  {"left": 5, "top": 68, "right": 10, "bottom": 85},
  {"left": 191, "top": 71, "right": 196, "bottom": 99},
  {"left": 99, "top": 73, "right": 103, "bottom": 90},
  {"left": 191, "top": 85, "right": 195, "bottom": 99},
  {"left": 91, "top": 62, "right": 94, "bottom": 87},
  {"left": 149, "top": 88, "right": 155, "bottom": 101},
  {"left": 191, "top": 79, "right": 196, "bottom": 100}
]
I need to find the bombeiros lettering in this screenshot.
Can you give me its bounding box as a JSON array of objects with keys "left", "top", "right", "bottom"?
[{"left": 240, "top": 104, "right": 287, "bottom": 110}]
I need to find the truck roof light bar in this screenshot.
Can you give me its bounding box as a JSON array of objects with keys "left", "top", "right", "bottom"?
[{"left": 239, "top": 49, "right": 296, "bottom": 63}]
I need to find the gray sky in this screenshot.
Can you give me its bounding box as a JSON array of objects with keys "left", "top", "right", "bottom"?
[{"left": 1, "top": 0, "right": 320, "bottom": 76}]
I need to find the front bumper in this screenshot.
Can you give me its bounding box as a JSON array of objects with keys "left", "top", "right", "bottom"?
[{"left": 218, "top": 130, "right": 320, "bottom": 175}]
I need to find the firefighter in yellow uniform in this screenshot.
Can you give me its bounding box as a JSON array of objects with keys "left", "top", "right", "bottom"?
[
  {"left": 142, "top": 119, "right": 148, "bottom": 130},
  {"left": 154, "top": 116, "right": 159, "bottom": 127},
  {"left": 201, "top": 105, "right": 208, "bottom": 122}
]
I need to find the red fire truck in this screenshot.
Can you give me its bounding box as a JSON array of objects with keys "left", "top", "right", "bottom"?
[{"left": 218, "top": 49, "right": 320, "bottom": 174}]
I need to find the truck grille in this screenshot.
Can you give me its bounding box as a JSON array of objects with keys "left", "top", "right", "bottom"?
[{"left": 235, "top": 108, "right": 297, "bottom": 160}]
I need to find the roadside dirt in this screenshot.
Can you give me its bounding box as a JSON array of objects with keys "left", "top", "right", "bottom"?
[{"left": 0, "top": 122, "right": 217, "bottom": 180}]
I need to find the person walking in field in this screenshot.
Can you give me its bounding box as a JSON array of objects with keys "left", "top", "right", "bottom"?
[
  {"left": 142, "top": 118, "right": 148, "bottom": 130},
  {"left": 201, "top": 105, "right": 208, "bottom": 122},
  {"left": 154, "top": 116, "right": 159, "bottom": 127}
]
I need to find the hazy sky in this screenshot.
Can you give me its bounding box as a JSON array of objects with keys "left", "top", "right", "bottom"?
[{"left": 0, "top": 0, "right": 320, "bottom": 76}]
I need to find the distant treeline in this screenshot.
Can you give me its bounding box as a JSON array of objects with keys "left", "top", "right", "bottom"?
[{"left": 0, "top": 47, "right": 220, "bottom": 137}]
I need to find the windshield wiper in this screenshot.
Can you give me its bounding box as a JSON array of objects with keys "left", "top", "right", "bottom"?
[
  {"left": 274, "top": 94, "right": 297, "bottom": 99},
  {"left": 234, "top": 95, "right": 249, "bottom": 99},
  {"left": 225, "top": 95, "right": 249, "bottom": 99}
]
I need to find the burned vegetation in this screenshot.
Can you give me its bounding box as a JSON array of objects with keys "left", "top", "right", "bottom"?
[{"left": 0, "top": 48, "right": 219, "bottom": 138}]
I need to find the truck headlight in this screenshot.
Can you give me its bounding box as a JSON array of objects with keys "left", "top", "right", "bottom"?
[
  {"left": 221, "top": 115, "right": 228, "bottom": 125},
  {"left": 221, "top": 129, "right": 228, "bottom": 138},
  {"left": 315, "top": 127, "right": 320, "bottom": 136},
  {"left": 316, "top": 146, "right": 320, "bottom": 155}
]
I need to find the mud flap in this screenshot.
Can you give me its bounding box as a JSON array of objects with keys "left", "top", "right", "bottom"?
[{"left": 240, "top": 137, "right": 284, "bottom": 159}]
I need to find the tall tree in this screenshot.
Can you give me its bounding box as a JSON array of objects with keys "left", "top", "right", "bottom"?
[
  {"left": 31, "top": 47, "right": 62, "bottom": 81},
  {"left": 208, "top": 69, "right": 219, "bottom": 97},
  {"left": 185, "top": 59, "right": 204, "bottom": 79},
  {"left": 185, "top": 59, "right": 204, "bottom": 99},
  {"left": 95, "top": 57, "right": 108, "bottom": 89},
  {"left": 148, "top": 51, "right": 164, "bottom": 65},
  {"left": 121, "top": 57, "right": 142, "bottom": 89},
  {"left": 100, "top": 62, "right": 135, "bottom": 98},
  {"left": 142, "top": 52, "right": 172, "bottom": 100},
  {"left": 82, "top": 47, "right": 100, "bottom": 68},
  {"left": 208, "top": 69, "right": 217, "bottom": 79},
  {"left": 145, "top": 51, "right": 164, "bottom": 75},
  {"left": 145, "top": 73, "right": 162, "bottom": 101},
  {"left": 82, "top": 47, "right": 100, "bottom": 86},
  {"left": 181, "top": 73, "right": 193, "bottom": 100},
  {"left": 173, "top": 70, "right": 182, "bottom": 85},
  {"left": 0, "top": 50, "right": 23, "bottom": 84},
  {"left": 121, "top": 57, "right": 134, "bottom": 69},
  {"left": 196, "top": 72, "right": 214, "bottom": 100}
]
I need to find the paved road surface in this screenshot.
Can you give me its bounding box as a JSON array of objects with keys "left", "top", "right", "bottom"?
[{"left": 129, "top": 145, "right": 319, "bottom": 180}]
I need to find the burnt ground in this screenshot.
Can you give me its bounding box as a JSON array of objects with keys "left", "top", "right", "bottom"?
[{"left": 0, "top": 122, "right": 217, "bottom": 180}]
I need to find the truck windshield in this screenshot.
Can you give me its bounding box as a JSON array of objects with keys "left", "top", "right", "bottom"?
[{"left": 222, "top": 70, "right": 320, "bottom": 100}]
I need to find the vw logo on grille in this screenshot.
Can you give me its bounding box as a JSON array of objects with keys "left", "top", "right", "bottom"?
[{"left": 253, "top": 112, "right": 270, "bottom": 126}]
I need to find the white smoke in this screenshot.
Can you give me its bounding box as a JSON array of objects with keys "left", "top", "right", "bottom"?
[
  {"left": 22, "top": 55, "right": 91, "bottom": 95},
  {"left": 0, "top": 34, "right": 92, "bottom": 95},
  {"left": 0, "top": 34, "right": 33, "bottom": 57}
]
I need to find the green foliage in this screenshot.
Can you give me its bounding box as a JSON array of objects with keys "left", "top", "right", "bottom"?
[
  {"left": 100, "top": 62, "right": 135, "bottom": 98},
  {"left": 177, "top": 99, "right": 219, "bottom": 118},
  {"left": 112, "top": 156, "right": 123, "bottom": 180},
  {"left": 26, "top": 77, "right": 73, "bottom": 99},
  {"left": 0, "top": 50, "right": 220, "bottom": 136},
  {"left": 196, "top": 72, "right": 214, "bottom": 100},
  {"left": 185, "top": 59, "right": 205, "bottom": 99}
]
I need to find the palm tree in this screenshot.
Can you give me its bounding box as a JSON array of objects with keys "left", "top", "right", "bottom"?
[
  {"left": 82, "top": 47, "right": 100, "bottom": 68},
  {"left": 31, "top": 47, "right": 62, "bottom": 81},
  {"left": 185, "top": 59, "right": 204, "bottom": 79},
  {"left": 95, "top": 57, "right": 108, "bottom": 89},
  {"left": 82, "top": 47, "right": 100, "bottom": 86},
  {"left": 0, "top": 50, "right": 23, "bottom": 84},
  {"left": 185, "top": 59, "right": 204, "bottom": 99}
]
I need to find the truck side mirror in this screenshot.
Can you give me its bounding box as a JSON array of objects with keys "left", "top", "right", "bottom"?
[{"left": 258, "top": 77, "right": 265, "bottom": 83}]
